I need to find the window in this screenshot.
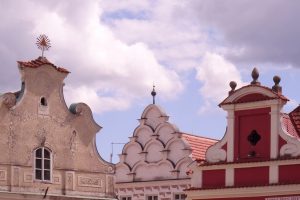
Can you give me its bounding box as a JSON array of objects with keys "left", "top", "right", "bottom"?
[
  {"left": 40, "top": 97, "right": 47, "bottom": 106},
  {"left": 174, "top": 194, "right": 186, "bottom": 200},
  {"left": 121, "top": 196, "right": 132, "bottom": 200},
  {"left": 147, "top": 195, "right": 158, "bottom": 200},
  {"left": 35, "top": 147, "right": 51, "bottom": 181}
]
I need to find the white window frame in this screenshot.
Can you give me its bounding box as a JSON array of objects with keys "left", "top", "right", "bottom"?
[
  {"left": 174, "top": 193, "right": 186, "bottom": 200},
  {"left": 34, "top": 147, "right": 52, "bottom": 182}
]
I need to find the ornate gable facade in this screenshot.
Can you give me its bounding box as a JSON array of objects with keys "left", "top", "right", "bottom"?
[
  {"left": 186, "top": 68, "right": 300, "bottom": 200},
  {"left": 0, "top": 57, "right": 114, "bottom": 199},
  {"left": 115, "top": 103, "right": 217, "bottom": 200}
]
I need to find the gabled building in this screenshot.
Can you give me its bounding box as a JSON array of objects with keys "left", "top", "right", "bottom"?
[
  {"left": 0, "top": 56, "right": 115, "bottom": 199},
  {"left": 115, "top": 91, "right": 217, "bottom": 200},
  {"left": 186, "top": 68, "right": 300, "bottom": 200}
]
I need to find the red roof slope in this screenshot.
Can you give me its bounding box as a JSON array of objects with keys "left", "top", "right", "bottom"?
[
  {"left": 18, "top": 57, "right": 70, "bottom": 73},
  {"left": 182, "top": 133, "right": 218, "bottom": 160},
  {"left": 289, "top": 106, "right": 300, "bottom": 136},
  {"left": 282, "top": 113, "right": 299, "bottom": 138}
]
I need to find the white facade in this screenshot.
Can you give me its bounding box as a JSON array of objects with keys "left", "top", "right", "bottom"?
[{"left": 115, "top": 104, "right": 216, "bottom": 200}]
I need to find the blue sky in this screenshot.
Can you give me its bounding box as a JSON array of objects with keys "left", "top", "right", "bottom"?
[{"left": 0, "top": 0, "right": 299, "bottom": 163}]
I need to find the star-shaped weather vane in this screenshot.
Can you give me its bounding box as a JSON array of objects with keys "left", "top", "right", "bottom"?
[{"left": 36, "top": 34, "right": 51, "bottom": 57}]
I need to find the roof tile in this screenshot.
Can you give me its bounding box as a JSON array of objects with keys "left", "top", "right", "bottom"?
[
  {"left": 18, "top": 56, "right": 70, "bottom": 74},
  {"left": 181, "top": 133, "right": 218, "bottom": 160}
]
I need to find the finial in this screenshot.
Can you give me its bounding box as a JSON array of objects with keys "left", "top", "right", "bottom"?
[
  {"left": 36, "top": 34, "right": 51, "bottom": 57},
  {"left": 272, "top": 75, "right": 282, "bottom": 94},
  {"left": 229, "top": 81, "right": 237, "bottom": 95},
  {"left": 151, "top": 85, "right": 156, "bottom": 104},
  {"left": 251, "top": 67, "right": 260, "bottom": 85}
]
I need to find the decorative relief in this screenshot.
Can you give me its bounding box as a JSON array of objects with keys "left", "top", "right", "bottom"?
[
  {"left": 0, "top": 170, "right": 7, "bottom": 181},
  {"left": 53, "top": 175, "right": 61, "bottom": 184},
  {"left": 35, "top": 127, "right": 48, "bottom": 145},
  {"left": 78, "top": 176, "right": 103, "bottom": 188},
  {"left": 70, "top": 131, "right": 77, "bottom": 157},
  {"left": 106, "top": 175, "right": 114, "bottom": 194},
  {"left": 12, "top": 167, "right": 20, "bottom": 186},
  {"left": 8, "top": 121, "right": 16, "bottom": 150},
  {"left": 23, "top": 173, "right": 33, "bottom": 183},
  {"left": 65, "top": 172, "right": 74, "bottom": 190}
]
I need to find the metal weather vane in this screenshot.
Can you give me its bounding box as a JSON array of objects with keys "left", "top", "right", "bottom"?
[{"left": 36, "top": 34, "right": 51, "bottom": 57}]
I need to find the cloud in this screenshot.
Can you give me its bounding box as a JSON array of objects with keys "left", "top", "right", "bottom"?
[
  {"left": 196, "top": 52, "right": 244, "bottom": 113},
  {"left": 100, "top": 0, "right": 210, "bottom": 71},
  {"left": 188, "top": 0, "right": 300, "bottom": 67},
  {"left": 0, "top": 0, "right": 183, "bottom": 113}
]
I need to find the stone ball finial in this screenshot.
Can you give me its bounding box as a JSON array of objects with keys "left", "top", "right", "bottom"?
[
  {"left": 273, "top": 75, "right": 281, "bottom": 85},
  {"left": 272, "top": 75, "right": 282, "bottom": 94},
  {"left": 229, "top": 81, "right": 237, "bottom": 95},
  {"left": 230, "top": 81, "right": 237, "bottom": 90},
  {"left": 251, "top": 67, "right": 260, "bottom": 85}
]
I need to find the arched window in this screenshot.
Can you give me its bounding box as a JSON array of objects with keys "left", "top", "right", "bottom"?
[
  {"left": 40, "top": 97, "right": 47, "bottom": 106},
  {"left": 35, "top": 147, "right": 51, "bottom": 181}
]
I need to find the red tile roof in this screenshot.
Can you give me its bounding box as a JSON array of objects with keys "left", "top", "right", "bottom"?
[
  {"left": 282, "top": 113, "right": 299, "bottom": 138},
  {"left": 289, "top": 106, "right": 300, "bottom": 136},
  {"left": 219, "top": 84, "right": 288, "bottom": 106},
  {"left": 181, "top": 133, "right": 218, "bottom": 160},
  {"left": 18, "top": 57, "right": 70, "bottom": 73}
]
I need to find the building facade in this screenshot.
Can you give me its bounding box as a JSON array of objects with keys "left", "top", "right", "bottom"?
[
  {"left": 186, "top": 68, "right": 300, "bottom": 200},
  {"left": 115, "top": 103, "right": 217, "bottom": 200},
  {"left": 0, "top": 57, "right": 115, "bottom": 199}
]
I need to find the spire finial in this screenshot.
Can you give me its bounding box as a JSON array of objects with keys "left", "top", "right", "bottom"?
[
  {"left": 36, "top": 34, "right": 51, "bottom": 57},
  {"left": 251, "top": 67, "right": 260, "bottom": 85},
  {"left": 151, "top": 85, "right": 156, "bottom": 104}
]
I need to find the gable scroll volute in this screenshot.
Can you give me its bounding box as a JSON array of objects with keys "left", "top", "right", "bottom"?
[{"left": 69, "top": 103, "right": 101, "bottom": 146}]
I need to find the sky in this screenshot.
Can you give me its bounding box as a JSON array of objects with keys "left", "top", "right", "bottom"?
[{"left": 0, "top": 0, "right": 299, "bottom": 163}]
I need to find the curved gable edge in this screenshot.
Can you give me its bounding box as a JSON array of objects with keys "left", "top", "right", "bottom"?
[{"left": 219, "top": 85, "right": 288, "bottom": 106}]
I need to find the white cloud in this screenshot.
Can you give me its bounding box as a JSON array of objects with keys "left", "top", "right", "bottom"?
[
  {"left": 0, "top": 0, "right": 183, "bottom": 113},
  {"left": 196, "top": 52, "right": 244, "bottom": 113}
]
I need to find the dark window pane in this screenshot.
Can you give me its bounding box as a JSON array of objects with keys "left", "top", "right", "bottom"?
[
  {"left": 154, "top": 196, "right": 158, "bottom": 200},
  {"left": 44, "top": 159, "right": 50, "bottom": 169},
  {"left": 36, "top": 169, "right": 42, "bottom": 180},
  {"left": 36, "top": 159, "right": 42, "bottom": 169},
  {"left": 44, "top": 149, "right": 50, "bottom": 159},
  {"left": 122, "top": 198, "right": 126, "bottom": 200},
  {"left": 148, "top": 196, "right": 152, "bottom": 200},
  {"left": 36, "top": 149, "right": 42, "bottom": 158},
  {"left": 175, "top": 195, "right": 179, "bottom": 200},
  {"left": 44, "top": 170, "right": 50, "bottom": 180},
  {"left": 128, "top": 197, "right": 131, "bottom": 200}
]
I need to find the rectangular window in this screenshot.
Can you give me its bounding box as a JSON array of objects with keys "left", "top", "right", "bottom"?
[
  {"left": 121, "top": 196, "right": 132, "bottom": 200},
  {"left": 147, "top": 195, "right": 158, "bottom": 200},
  {"left": 174, "top": 194, "right": 186, "bottom": 200}
]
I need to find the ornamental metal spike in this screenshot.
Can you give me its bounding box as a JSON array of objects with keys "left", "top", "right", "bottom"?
[
  {"left": 36, "top": 34, "right": 51, "bottom": 57},
  {"left": 151, "top": 85, "right": 157, "bottom": 104}
]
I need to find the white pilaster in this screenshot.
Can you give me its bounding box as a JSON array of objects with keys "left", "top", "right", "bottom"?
[
  {"left": 269, "top": 164, "right": 278, "bottom": 184},
  {"left": 225, "top": 167, "right": 234, "bottom": 186},
  {"left": 226, "top": 107, "right": 235, "bottom": 162}
]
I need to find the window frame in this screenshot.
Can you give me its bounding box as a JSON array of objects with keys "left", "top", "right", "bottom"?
[
  {"left": 120, "top": 196, "right": 132, "bottom": 200},
  {"left": 34, "top": 147, "right": 52, "bottom": 182},
  {"left": 174, "top": 193, "right": 186, "bottom": 200},
  {"left": 146, "top": 195, "right": 158, "bottom": 200}
]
